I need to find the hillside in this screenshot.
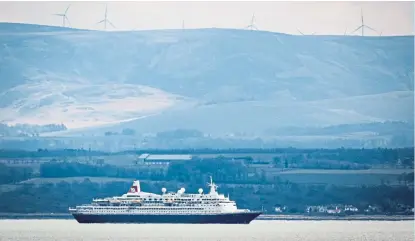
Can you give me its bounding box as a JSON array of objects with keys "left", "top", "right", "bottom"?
[{"left": 0, "top": 23, "right": 413, "bottom": 144}]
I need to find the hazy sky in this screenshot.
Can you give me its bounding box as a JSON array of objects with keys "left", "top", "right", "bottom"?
[{"left": 0, "top": 1, "right": 413, "bottom": 36}]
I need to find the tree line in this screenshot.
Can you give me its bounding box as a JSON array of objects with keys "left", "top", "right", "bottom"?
[
  {"left": 0, "top": 147, "right": 413, "bottom": 167},
  {"left": 0, "top": 163, "right": 33, "bottom": 185}
]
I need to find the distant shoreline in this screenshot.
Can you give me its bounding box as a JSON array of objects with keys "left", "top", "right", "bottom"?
[
  {"left": 0, "top": 213, "right": 413, "bottom": 221},
  {"left": 257, "top": 214, "right": 414, "bottom": 221},
  {"left": 0, "top": 213, "right": 72, "bottom": 219}
]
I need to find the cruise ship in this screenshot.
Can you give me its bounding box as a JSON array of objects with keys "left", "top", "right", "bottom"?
[{"left": 69, "top": 177, "right": 262, "bottom": 224}]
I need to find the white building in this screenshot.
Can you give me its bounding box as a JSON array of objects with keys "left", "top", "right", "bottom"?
[
  {"left": 344, "top": 205, "right": 359, "bottom": 212},
  {"left": 327, "top": 207, "right": 341, "bottom": 214},
  {"left": 274, "top": 206, "right": 287, "bottom": 213}
]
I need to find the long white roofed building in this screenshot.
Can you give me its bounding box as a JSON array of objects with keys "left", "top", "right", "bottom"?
[{"left": 137, "top": 153, "right": 197, "bottom": 166}]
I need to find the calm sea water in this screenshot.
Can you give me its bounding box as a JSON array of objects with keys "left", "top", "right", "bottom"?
[{"left": 0, "top": 220, "right": 413, "bottom": 241}]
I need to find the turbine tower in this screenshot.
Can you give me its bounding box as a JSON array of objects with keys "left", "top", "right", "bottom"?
[
  {"left": 53, "top": 4, "right": 71, "bottom": 27},
  {"left": 97, "top": 4, "right": 115, "bottom": 30},
  {"left": 245, "top": 14, "right": 258, "bottom": 31},
  {"left": 351, "top": 8, "right": 380, "bottom": 36}
]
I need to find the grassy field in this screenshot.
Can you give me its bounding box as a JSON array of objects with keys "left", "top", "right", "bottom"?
[
  {"left": 263, "top": 168, "right": 412, "bottom": 186},
  {"left": 277, "top": 173, "right": 402, "bottom": 185}
]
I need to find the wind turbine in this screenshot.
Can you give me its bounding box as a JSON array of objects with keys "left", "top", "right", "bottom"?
[
  {"left": 245, "top": 14, "right": 258, "bottom": 31},
  {"left": 97, "top": 4, "right": 116, "bottom": 30},
  {"left": 53, "top": 4, "right": 71, "bottom": 28},
  {"left": 351, "top": 8, "right": 380, "bottom": 36}
]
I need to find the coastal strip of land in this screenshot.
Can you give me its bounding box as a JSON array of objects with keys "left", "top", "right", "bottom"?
[
  {"left": 0, "top": 213, "right": 413, "bottom": 221},
  {"left": 257, "top": 214, "right": 414, "bottom": 221},
  {"left": 0, "top": 213, "right": 72, "bottom": 219}
]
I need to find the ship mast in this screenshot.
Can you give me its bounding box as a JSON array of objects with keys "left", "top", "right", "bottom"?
[{"left": 208, "top": 176, "right": 218, "bottom": 195}]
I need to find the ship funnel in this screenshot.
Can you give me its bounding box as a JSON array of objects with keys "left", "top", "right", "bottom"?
[{"left": 128, "top": 180, "right": 141, "bottom": 193}]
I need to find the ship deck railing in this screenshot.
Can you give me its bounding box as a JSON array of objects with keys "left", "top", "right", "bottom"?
[{"left": 70, "top": 208, "right": 252, "bottom": 215}]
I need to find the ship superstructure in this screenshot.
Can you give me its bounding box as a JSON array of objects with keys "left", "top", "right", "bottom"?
[{"left": 69, "top": 177, "right": 261, "bottom": 224}]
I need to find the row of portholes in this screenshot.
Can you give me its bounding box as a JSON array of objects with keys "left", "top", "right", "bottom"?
[
  {"left": 81, "top": 210, "right": 221, "bottom": 214},
  {"left": 88, "top": 207, "right": 209, "bottom": 211},
  {"left": 84, "top": 207, "right": 219, "bottom": 212}
]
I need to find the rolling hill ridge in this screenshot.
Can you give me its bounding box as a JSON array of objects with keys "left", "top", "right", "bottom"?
[{"left": 0, "top": 23, "right": 413, "bottom": 146}]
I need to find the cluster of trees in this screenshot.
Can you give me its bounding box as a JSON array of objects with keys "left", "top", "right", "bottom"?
[
  {"left": 38, "top": 160, "right": 251, "bottom": 183},
  {"left": 397, "top": 172, "right": 414, "bottom": 185},
  {"left": 166, "top": 159, "right": 251, "bottom": 183},
  {"left": 268, "top": 121, "right": 413, "bottom": 136},
  {"left": 0, "top": 180, "right": 131, "bottom": 213},
  {"left": 0, "top": 149, "right": 109, "bottom": 158},
  {"left": 41, "top": 162, "right": 133, "bottom": 179},
  {"left": 0, "top": 123, "right": 67, "bottom": 137},
  {"left": 271, "top": 156, "right": 371, "bottom": 170},
  {"left": 104, "top": 128, "right": 136, "bottom": 136},
  {"left": 0, "top": 163, "right": 33, "bottom": 185},
  {"left": 302, "top": 148, "right": 414, "bottom": 166}
]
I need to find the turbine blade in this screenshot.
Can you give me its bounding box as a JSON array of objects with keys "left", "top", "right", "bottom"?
[
  {"left": 97, "top": 20, "right": 105, "bottom": 24},
  {"left": 65, "top": 16, "right": 72, "bottom": 28},
  {"left": 365, "top": 25, "right": 379, "bottom": 34},
  {"left": 108, "top": 20, "right": 116, "bottom": 29},
  {"left": 53, "top": 13, "right": 64, "bottom": 16},
  {"left": 361, "top": 8, "right": 364, "bottom": 25},
  {"left": 297, "top": 29, "right": 304, "bottom": 35},
  {"left": 65, "top": 4, "right": 71, "bottom": 15},
  {"left": 351, "top": 26, "right": 362, "bottom": 34}
]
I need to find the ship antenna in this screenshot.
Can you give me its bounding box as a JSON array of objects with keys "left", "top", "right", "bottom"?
[
  {"left": 207, "top": 176, "right": 213, "bottom": 188},
  {"left": 208, "top": 176, "right": 218, "bottom": 194}
]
